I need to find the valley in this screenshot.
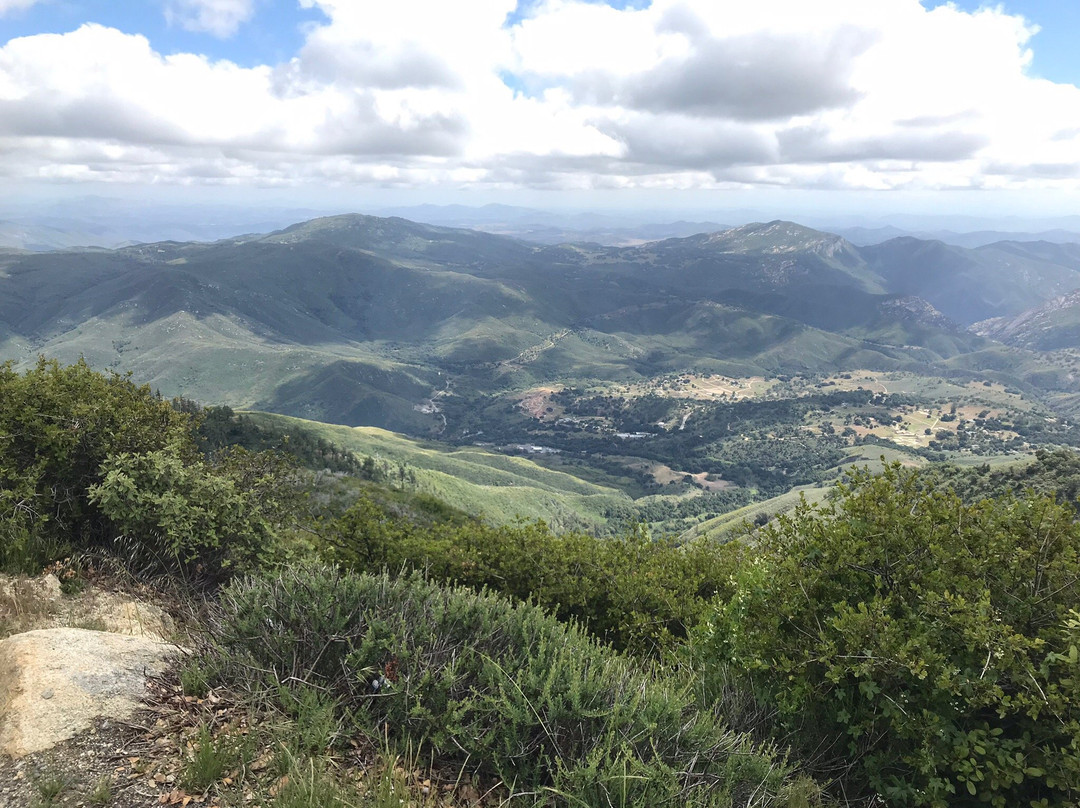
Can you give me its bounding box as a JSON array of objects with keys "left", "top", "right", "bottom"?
[
  {"left": 9, "top": 5, "right": 1080, "bottom": 804},
  {"left": 4, "top": 213, "right": 1080, "bottom": 538}
]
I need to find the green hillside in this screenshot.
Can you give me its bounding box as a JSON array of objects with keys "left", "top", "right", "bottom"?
[
  {"left": 242, "top": 411, "right": 633, "bottom": 531},
  {"left": 6, "top": 356, "right": 1080, "bottom": 808},
  {"left": 3, "top": 213, "right": 1080, "bottom": 445}
]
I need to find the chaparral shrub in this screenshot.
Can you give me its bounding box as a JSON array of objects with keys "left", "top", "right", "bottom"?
[
  {"left": 211, "top": 563, "right": 820, "bottom": 808},
  {"left": 703, "top": 463, "right": 1080, "bottom": 807}
]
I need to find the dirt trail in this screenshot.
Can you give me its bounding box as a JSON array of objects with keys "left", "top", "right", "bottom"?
[{"left": 497, "top": 329, "right": 573, "bottom": 370}]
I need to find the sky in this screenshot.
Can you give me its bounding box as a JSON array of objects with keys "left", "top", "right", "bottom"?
[{"left": 1, "top": 0, "right": 1079, "bottom": 220}]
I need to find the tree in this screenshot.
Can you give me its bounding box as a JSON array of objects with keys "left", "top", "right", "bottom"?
[{"left": 89, "top": 446, "right": 301, "bottom": 579}]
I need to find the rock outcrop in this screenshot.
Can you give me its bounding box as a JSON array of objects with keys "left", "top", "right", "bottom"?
[{"left": 0, "top": 628, "right": 173, "bottom": 758}]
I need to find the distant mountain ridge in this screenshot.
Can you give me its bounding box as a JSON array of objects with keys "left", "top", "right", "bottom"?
[
  {"left": 975, "top": 289, "right": 1080, "bottom": 351},
  {"left": 859, "top": 237, "right": 1080, "bottom": 323},
  {"left": 835, "top": 226, "right": 1080, "bottom": 249},
  {"left": 1, "top": 213, "right": 1078, "bottom": 429}
]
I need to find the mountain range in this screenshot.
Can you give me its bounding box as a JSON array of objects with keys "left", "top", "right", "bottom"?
[
  {"left": 976, "top": 290, "right": 1080, "bottom": 352},
  {"left": 3, "top": 214, "right": 1080, "bottom": 430}
]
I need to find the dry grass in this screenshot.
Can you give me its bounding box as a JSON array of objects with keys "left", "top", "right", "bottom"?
[{"left": 0, "top": 562, "right": 177, "bottom": 641}]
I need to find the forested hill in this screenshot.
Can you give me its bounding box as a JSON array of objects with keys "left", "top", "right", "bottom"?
[{"left": 2, "top": 213, "right": 1080, "bottom": 432}]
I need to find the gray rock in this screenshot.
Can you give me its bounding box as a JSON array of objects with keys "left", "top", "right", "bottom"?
[
  {"left": 0, "top": 573, "right": 174, "bottom": 641},
  {"left": 0, "top": 628, "right": 173, "bottom": 758}
]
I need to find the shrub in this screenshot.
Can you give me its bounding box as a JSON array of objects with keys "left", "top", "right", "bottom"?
[
  {"left": 325, "top": 497, "right": 742, "bottom": 656},
  {"left": 211, "top": 563, "right": 814, "bottom": 807},
  {"left": 89, "top": 445, "right": 302, "bottom": 578},
  {"left": 181, "top": 723, "right": 251, "bottom": 794},
  {"left": 0, "top": 358, "right": 192, "bottom": 571},
  {"left": 703, "top": 463, "right": 1080, "bottom": 807},
  {"left": 0, "top": 359, "right": 301, "bottom": 579}
]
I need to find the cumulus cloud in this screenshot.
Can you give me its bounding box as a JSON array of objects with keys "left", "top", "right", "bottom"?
[
  {"left": 609, "top": 28, "right": 872, "bottom": 120},
  {"left": 0, "top": 24, "right": 471, "bottom": 161},
  {"left": 597, "top": 114, "right": 775, "bottom": 171},
  {"left": 776, "top": 126, "right": 988, "bottom": 164},
  {"left": 0, "top": 0, "right": 1078, "bottom": 194},
  {"left": 164, "top": 0, "right": 257, "bottom": 38}
]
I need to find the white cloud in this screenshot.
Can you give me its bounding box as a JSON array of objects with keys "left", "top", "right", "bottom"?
[
  {"left": 0, "top": 0, "right": 1077, "bottom": 195},
  {"left": 0, "top": 0, "right": 39, "bottom": 15},
  {"left": 164, "top": 0, "right": 256, "bottom": 38}
]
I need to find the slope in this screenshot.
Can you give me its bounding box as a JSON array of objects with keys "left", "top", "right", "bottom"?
[
  {"left": 974, "top": 289, "right": 1080, "bottom": 351},
  {"left": 241, "top": 411, "right": 632, "bottom": 531},
  {"left": 0, "top": 214, "right": 1044, "bottom": 430},
  {"left": 860, "top": 237, "right": 1080, "bottom": 324}
]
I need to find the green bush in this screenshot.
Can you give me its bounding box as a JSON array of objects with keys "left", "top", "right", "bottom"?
[
  {"left": 325, "top": 497, "right": 742, "bottom": 655},
  {"left": 182, "top": 723, "right": 243, "bottom": 793},
  {"left": 0, "top": 358, "right": 302, "bottom": 579},
  {"left": 211, "top": 563, "right": 815, "bottom": 808},
  {"left": 703, "top": 463, "right": 1080, "bottom": 807},
  {"left": 0, "top": 358, "right": 192, "bottom": 571},
  {"left": 89, "top": 445, "right": 302, "bottom": 577}
]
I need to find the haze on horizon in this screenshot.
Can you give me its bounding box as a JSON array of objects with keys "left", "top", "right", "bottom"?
[{"left": 1, "top": 0, "right": 1079, "bottom": 224}]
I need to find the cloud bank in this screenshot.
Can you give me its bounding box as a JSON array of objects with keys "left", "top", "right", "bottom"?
[{"left": 0, "top": 0, "right": 1077, "bottom": 194}]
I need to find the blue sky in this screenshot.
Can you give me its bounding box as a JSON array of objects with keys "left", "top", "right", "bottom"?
[
  {"left": 0, "top": 1, "right": 324, "bottom": 66},
  {"left": 0, "top": 0, "right": 1078, "bottom": 218},
  {"left": 0, "top": 1, "right": 651, "bottom": 65}
]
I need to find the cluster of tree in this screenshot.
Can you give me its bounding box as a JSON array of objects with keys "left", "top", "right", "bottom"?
[
  {"left": 554, "top": 390, "right": 676, "bottom": 431},
  {"left": 932, "top": 448, "right": 1080, "bottom": 509},
  {"left": 174, "top": 399, "right": 380, "bottom": 479},
  {"left": 632, "top": 487, "right": 757, "bottom": 525},
  {"left": 991, "top": 410, "right": 1080, "bottom": 445},
  {"left": 323, "top": 498, "right": 742, "bottom": 656},
  {"left": 701, "top": 427, "right": 847, "bottom": 494},
  {"left": 704, "top": 463, "right": 1080, "bottom": 806}
]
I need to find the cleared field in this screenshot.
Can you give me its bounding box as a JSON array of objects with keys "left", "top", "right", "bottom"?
[
  {"left": 620, "top": 373, "right": 776, "bottom": 401},
  {"left": 615, "top": 369, "right": 1035, "bottom": 409}
]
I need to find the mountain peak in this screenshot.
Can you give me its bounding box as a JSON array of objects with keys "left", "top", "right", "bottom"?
[
  {"left": 263, "top": 213, "right": 433, "bottom": 245},
  {"left": 702, "top": 220, "right": 853, "bottom": 257}
]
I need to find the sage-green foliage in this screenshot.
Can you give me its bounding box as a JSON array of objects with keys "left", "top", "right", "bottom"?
[
  {"left": 178, "top": 653, "right": 221, "bottom": 699},
  {"left": 87, "top": 775, "right": 112, "bottom": 807},
  {"left": 31, "top": 769, "right": 71, "bottom": 807},
  {"left": 705, "top": 463, "right": 1080, "bottom": 807},
  {"left": 933, "top": 448, "right": 1080, "bottom": 511},
  {"left": 270, "top": 752, "right": 353, "bottom": 808},
  {"left": 182, "top": 722, "right": 254, "bottom": 794},
  {"left": 0, "top": 357, "right": 192, "bottom": 571},
  {"left": 212, "top": 564, "right": 811, "bottom": 808},
  {"left": 182, "top": 723, "right": 233, "bottom": 793},
  {"left": 276, "top": 685, "right": 342, "bottom": 755},
  {"left": 89, "top": 445, "right": 301, "bottom": 576},
  {"left": 0, "top": 358, "right": 300, "bottom": 578},
  {"left": 326, "top": 496, "right": 743, "bottom": 655}
]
